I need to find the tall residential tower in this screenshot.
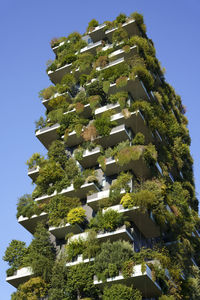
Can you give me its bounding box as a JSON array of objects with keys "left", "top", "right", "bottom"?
[{"left": 4, "top": 12, "right": 200, "bottom": 300}]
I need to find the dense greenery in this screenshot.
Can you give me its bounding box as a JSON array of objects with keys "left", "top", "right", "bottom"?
[{"left": 4, "top": 11, "right": 200, "bottom": 300}]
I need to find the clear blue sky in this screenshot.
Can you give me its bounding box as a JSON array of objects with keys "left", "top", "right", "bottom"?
[{"left": 0, "top": 0, "right": 200, "bottom": 298}]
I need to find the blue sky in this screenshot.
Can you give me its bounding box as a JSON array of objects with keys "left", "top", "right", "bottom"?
[{"left": 0, "top": 0, "right": 200, "bottom": 298}]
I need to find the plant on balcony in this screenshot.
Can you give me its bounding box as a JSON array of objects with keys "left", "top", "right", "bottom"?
[
  {"left": 112, "top": 27, "right": 128, "bottom": 44},
  {"left": 3, "top": 240, "right": 28, "bottom": 277},
  {"left": 94, "top": 240, "right": 133, "bottom": 281},
  {"left": 103, "top": 284, "right": 142, "bottom": 300},
  {"left": 67, "top": 207, "right": 86, "bottom": 225},
  {"left": 35, "top": 116, "right": 47, "bottom": 131},
  {"left": 65, "top": 264, "right": 98, "bottom": 299},
  {"left": 24, "top": 223, "right": 55, "bottom": 282},
  {"left": 86, "top": 80, "right": 106, "bottom": 99},
  {"left": 72, "top": 52, "right": 94, "bottom": 73},
  {"left": 16, "top": 194, "right": 42, "bottom": 219},
  {"left": 109, "top": 91, "right": 129, "bottom": 108},
  {"left": 94, "top": 55, "right": 109, "bottom": 69},
  {"left": 89, "top": 209, "right": 124, "bottom": 232},
  {"left": 48, "top": 257, "right": 68, "bottom": 300},
  {"left": 26, "top": 152, "right": 45, "bottom": 169},
  {"left": 115, "top": 13, "right": 127, "bottom": 25},
  {"left": 132, "top": 132, "right": 145, "bottom": 145},
  {"left": 100, "top": 61, "right": 130, "bottom": 83},
  {"left": 108, "top": 172, "right": 132, "bottom": 205},
  {"left": 49, "top": 94, "right": 70, "bottom": 110},
  {"left": 32, "top": 160, "right": 65, "bottom": 197},
  {"left": 88, "top": 94, "right": 102, "bottom": 110},
  {"left": 130, "top": 12, "right": 147, "bottom": 34},
  {"left": 116, "top": 76, "right": 128, "bottom": 88},
  {"left": 11, "top": 277, "right": 48, "bottom": 300},
  {"left": 82, "top": 123, "right": 97, "bottom": 141},
  {"left": 47, "top": 195, "right": 81, "bottom": 227},
  {"left": 50, "top": 37, "right": 67, "bottom": 48},
  {"left": 39, "top": 85, "right": 56, "bottom": 100},
  {"left": 94, "top": 111, "right": 117, "bottom": 136},
  {"left": 48, "top": 140, "right": 67, "bottom": 167},
  {"left": 87, "top": 18, "right": 99, "bottom": 33},
  {"left": 130, "top": 64, "right": 154, "bottom": 90}
]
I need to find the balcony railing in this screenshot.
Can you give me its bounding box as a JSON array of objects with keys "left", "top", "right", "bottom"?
[
  {"left": 75, "top": 147, "right": 101, "bottom": 168},
  {"left": 94, "top": 263, "right": 161, "bottom": 298},
  {"left": 108, "top": 76, "right": 150, "bottom": 101},
  {"left": 102, "top": 156, "right": 151, "bottom": 179},
  {"left": 103, "top": 205, "right": 160, "bottom": 238},
  {"left": 35, "top": 182, "right": 100, "bottom": 203}
]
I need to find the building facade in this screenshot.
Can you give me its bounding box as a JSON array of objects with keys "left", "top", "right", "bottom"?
[{"left": 4, "top": 12, "right": 200, "bottom": 300}]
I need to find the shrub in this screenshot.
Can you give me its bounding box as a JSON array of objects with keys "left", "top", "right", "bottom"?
[
  {"left": 109, "top": 91, "right": 129, "bottom": 108},
  {"left": 73, "top": 53, "right": 94, "bottom": 72},
  {"left": 103, "top": 284, "right": 142, "bottom": 300},
  {"left": 39, "top": 85, "right": 56, "bottom": 100},
  {"left": 132, "top": 132, "right": 145, "bottom": 145},
  {"left": 35, "top": 116, "right": 47, "bottom": 131},
  {"left": 48, "top": 140, "right": 67, "bottom": 168},
  {"left": 87, "top": 19, "right": 99, "bottom": 32},
  {"left": 25, "top": 223, "right": 55, "bottom": 282},
  {"left": 131, "top": 12, "right": 146, "bottom": 34},
  {"left": 94, "top": 112, "right": 116, "bottom": 136},
  {"left": 66, "top": 238, "right": 85, "bottom": 261},
  {"left": 86, "top": 80, "right": 106, "bottom": 99},
  {"left": 95, "top": 55, "right": 108, "bottom": 68},
  {"left": 90, "top": 209, "right": 124, "bottom": 232},
  {"left": 130, "top": 65, "right": 154, "bottom": 90},
  {"left": 82, "top": 124, "right": 97, "bottom": 141},
  {"left": 115, "top": 13, "right": 127, "bottom": 25},
  {"left": 120, "top": 193, "right": 134, "bottom": 209},
  {"left": 3, "top": 240, "right": 28, "bottom": 273},
  {"left": 112, "top": 27, "right": 128, "bottom": 44},
  {"left": 116, "top": 145, "right": 143, "bottom": 166},
  {"left": 94, "top": 240, "right": 133, "bottom": 281},
  {"left": 122, "top": 260, "right": 134, "bottom": 278},
  {"left": 26, "top": 153, "right": 45, "bottom": 169},
  {"left": 16, "top": 194, "right": 41, "bottom": 219},
  {"left": 13, "top": 277, "right": 48, "bottom": 300},
  {"left": 47, "top": 195, "right": 81, "bottom": 227},
  {"left": 116, "top": 76, "right": 128, "bottom": 88},
  {"left": 88, "top": 95, "right": 102, "bottom": 110},
  {"left": 67, "top": 207, "right": 86, "bottom": 225}
]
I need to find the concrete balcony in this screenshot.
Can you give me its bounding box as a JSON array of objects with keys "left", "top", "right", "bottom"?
[
  {"left": 95, "top": 102, "right": 122, "bottom": 117},
  {"left": 103, "top": 205, "right": 160, "bottom": 238},
  {"left": 105, "top": 19, "right": 140, "bottom": 42},
  {"left": 95, "top": 124, "right": 132, "bottom": 148},
  {"left": 80, "top": 40, "right": 103, "bottom": 55},
  {"left": 87, "top": 189, "right": 110, "bottom": 211},
  {"left": 48, "top": 63, "right": 72, "bottom": 84},
  {"left": 35, "top": 182, "right": 100, "bottom": 203},
  {"left": 52, "top": 41, "right": 65, "bottom": 54},
  {"left": 6, "top": 267, "right": 33, "bottom": 288},
  {"left": 76, "top": 147, "right": 101, "bottom": 168},
  {"left": 94, "top": 263, "right": 161, "bottom": 298},
  {"left": 64, "top": 130, "right": 84, "bottom": 147},
  {"left": 18, "top": 212, "right": 48, "bottom": 234},
  {"left": 28, "top": 166, "right": 40, "bottom": 181},
  {"left": 108, "top": 76, "right": 150, "bottom": 101},
  {"left": 66, "top": 255, "right": 94, "bottom": 267},
  {"left": 111, "top": 110, "right": 153, "bottom": 143},
  {"left": 35, "top": 123, "right": 60, "bottom": 149},
  {"left": 109, "top": 45, "right": 138, "bottom": 60},
  {"left": 88, "top": 24, "right": 107, "bottom": 43},
  {"left": 68, "top": 225, "right": 133, "bottom": 244},
  {"left": 102, "top": 156, "right": 151, "bottom": 179},
  {"left": 49, "top": 223, "right": 83, "bottom": 239},
  {"left": 96, "top": 225, "right": 134, "bottom": 242},
  {"left": 96, "top": 57, "right": 124, "bottom": 72},
  {"left": 42, "top": 92, "right": 71, "bottom": 111},
  {"left": 64, "top": 103, "right": 92, "bottom": 119}
]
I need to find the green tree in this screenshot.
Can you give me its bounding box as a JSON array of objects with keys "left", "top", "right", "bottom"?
[
  {"left": 103, "top": 284, "right": 142, "bottom": 300},
  {"left": 3, "top": 240, "right": 27, "bottom": 274},
  {"left": 49, "top": 258, "right": 68, "bottom": 300},
  {"left": 25, "top": 223, "right": 55, "bottom": 282}
]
